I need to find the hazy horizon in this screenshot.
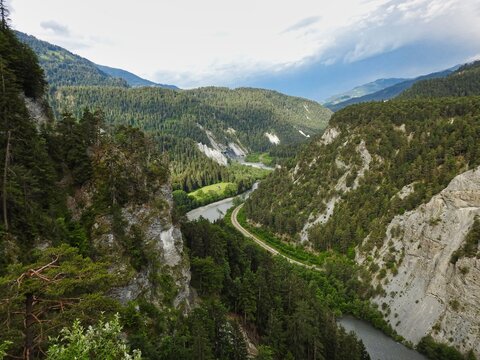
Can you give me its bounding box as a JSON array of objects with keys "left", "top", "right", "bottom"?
[{"left": 10, "top": 0, "right": 480, "bottom": 101}]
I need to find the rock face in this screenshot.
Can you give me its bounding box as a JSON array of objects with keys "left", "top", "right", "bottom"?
[
  {"left": 300, "top": 140, "right": 372, "bottom": 242},
  {"left": 92, "top": 185, "right": 192, "bottom": 310},
  {"left": 84, "top": 130, "right": 195, "bottom": 311},
  {"left": 359, "top": 166, "right": 480, "bottom": 355}
]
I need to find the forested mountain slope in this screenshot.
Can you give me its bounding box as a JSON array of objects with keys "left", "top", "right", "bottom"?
[
  {"left": 0, "top": 22, "right": 192, "bottom": 357},
  {"left": 323, "top": 78, "right": 406, "bottom": 108},
  {"left": 401, "top": 61, "right": 480, "bottom": 98},
  {"left": 15, "top": 31, "right": 128, "bottom": 87},
  {"left": 16, "top": 31, "right": 178, "bottom": 89},
  {"left": 17, "top": 31, "right": 331, "bottom": 192},
  {"left": 96, "top": 64, "right": 179, "bottom": 89},
  {"left": 327, "top": 68, "right": 455, "bottom": 111},
  {"left": 51, "top": 85, "right": 331, "bottom": 190},
  {"left": 0, "top": 15, "right": 373, "bottom": 359},
  {"left": 245, "top": 97, "right": 480, "bottom": 356}
]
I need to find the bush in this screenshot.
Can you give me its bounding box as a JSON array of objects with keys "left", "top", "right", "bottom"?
[{"left": 46, "top": 314, "right": 141, "bottom": 360}]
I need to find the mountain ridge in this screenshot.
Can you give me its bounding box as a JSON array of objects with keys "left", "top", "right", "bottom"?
[
  {"left": 15, "top": 30, "right": 178, "bottom": 89},
  {"left": 323, "top": 78, "right": 406, "bottom": 107},
  {"left": 325, "top": 66, "right": 459, "bottom": 111},
  {"left": 96, "top": 63, "right": 179, "bottom": 89}
]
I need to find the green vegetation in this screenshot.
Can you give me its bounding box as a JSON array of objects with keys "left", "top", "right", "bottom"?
[
  {"left": 0, "top": 245, "right": 123, "bottom": 357},
  {"left": 50, "top": 85, "right": 329, "bottom": 156},
  {"left": 183, "top": 219, "right": 372, "bottom": 360},
  {"left": 173, "top": 164, "right": 270, "bottom": 213},
  {"left": 49, "top": 85, "right": 329, "bottom": 191},
  {"left": 245, "top": 152, "right": 274, "bottom": 166},
  {"left": 234, "top": 207, "right": 327, "bottom": 267},
  {"left": 229, "top": 207, "right": 400, "bottom": 341},
  {"left": 46, "top": 315, "right": 141, "bottom": 360},
  {"left": 417, "top": 336, "right": 476, "bottom": 360},
  {"left": 189, "top": 182, "right": 237, "bottom": 200},
  {"left": 15, "top": 31, "right": 128, "bottom": 88},
  {"left": 401, "top": 61, "right": 480, "bottom": 98},
  {"left": 246, "top": 97, "right": 480, "bottom": 255},
  {"left": 451, "top": 217, "right": 480, "bottom": 264},
  {"left": 187, "top": 182, "right": 238, "bottom": 210}
]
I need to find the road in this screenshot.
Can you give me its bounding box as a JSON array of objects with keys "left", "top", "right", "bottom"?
[{"left": 231, "top": 204, "right": 319, "bottom": 270}]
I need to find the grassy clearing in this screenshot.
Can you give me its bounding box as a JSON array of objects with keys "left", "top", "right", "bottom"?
[
  {"left": 188, "top": 182, "right": 237, "bottom": 201},
  {"left": 244, "top": 152, "right": 274, "bottom": 166}
]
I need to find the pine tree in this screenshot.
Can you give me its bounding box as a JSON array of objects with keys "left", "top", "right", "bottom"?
[{"left": 0, "top": 0, "right": 9, "bottom": 30}]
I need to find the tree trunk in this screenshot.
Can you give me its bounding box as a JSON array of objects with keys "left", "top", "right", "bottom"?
[
  {"left": 3, "top": 130, "right": 10, "bottom": 232},
  {"left": 24, "top": 293, "right": 34, "bottom": 360}
]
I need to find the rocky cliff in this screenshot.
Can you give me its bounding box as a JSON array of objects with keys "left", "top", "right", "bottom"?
[
  {"left": 358, "top": 166, "right": 480, "bottom": 355},
  {"left": 245, "top": 98, "right": 480, "bottom": 355},
  {"left": 67, "top": 127, "right": 193, "bottom": 312}
]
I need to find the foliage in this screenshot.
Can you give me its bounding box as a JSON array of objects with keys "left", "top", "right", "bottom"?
[
  {"left": 417, "top": 336, "right": 476, "bottom": 360},
  {"left": 46, "top": 314, "right": 141, "bottom": 360},
  {"left": 244, "top": 152, "right": 274, "bottom": 166},
  {"left": 235, "top": 207, "right": 326, "bottom": 267},
  {"left": 246, "top": 97, "right": 480, "bottom": 255},
  {"left": 401, "top": 61, "right": 480, "bottom": 98},
  {"left": 16, "top": 31, "right": 128, "bottom": 88},
  {"left": 0, "top": 245, "right": 122, "bottom": 357},
  {"left": 182, "top": 219, "right": 371, "bottom": 360},
  {"left": 49, "top": 85, "right": 329, "bottom": 191},
  {"left": 189, "top": 182, "right": 237, "bottom": 201},
  {"left": 451, "top": 216, "right": 480, "bottom": 264},
  {"left": 0, "top": 341, "right": 11, "bottom": 360}
]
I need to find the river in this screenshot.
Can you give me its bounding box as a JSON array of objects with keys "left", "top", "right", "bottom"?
[
  {"left": 186, "top": 182, "right": 258, "bottom": 222},
  {"left": 338, "top": 316, "right": 426, "bottom": 360},
  {"left": 236, "top": 158, "right": 275, "bottom": 170},
  {"left": 187, "top": 183, "right": 426, "bottom": 360}
]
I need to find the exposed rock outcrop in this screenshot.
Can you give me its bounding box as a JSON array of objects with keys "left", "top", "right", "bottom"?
[
  {"left": 359, "top": 166, "right": 480, "bottom": 355},
  {"left": 300, "top": 140, "right": 372, "bottom": 242}
]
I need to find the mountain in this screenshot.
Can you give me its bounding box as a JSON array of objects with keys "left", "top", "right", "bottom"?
[
  {"left": 51, "top": 85, "right": 332, "bottom": 191},
  {"left": 96, "top": 64, "right": 179, "bottom": 89},
  {"left": 15, "top": 31, "right": 128, "bottom": 87},
  {"left": 400, "top": 60, "right": 480, "bottom": 98},
  {"left": 16, "top": 31, "right": 331, "bottom": 192},
  {"left": 0, "top": 23, "right": 191, "bottom": 356},
  {"left": 323, "top": 78, "right": 406, "bottom": 107},
  {"left": 15, "top": 31, "right": 178, "bottom": 89},
  {"left": 0, "top": 19, "right": 372, "bottom": 360},
  {"left": 326, "top": 67, "right": 457, "bottom": 111},
  {"left": 245, "top": 96, "right": 480, "bottom": 357}
]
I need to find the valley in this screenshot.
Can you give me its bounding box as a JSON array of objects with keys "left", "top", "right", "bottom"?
[{"left": 1, "top": 2, "right": 480, "bottom": 359}]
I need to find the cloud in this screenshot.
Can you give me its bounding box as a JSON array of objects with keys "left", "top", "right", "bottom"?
[
  {"left": 10, "top": 0, "right": 480, "bottom": 93},
  {"left": 40, "top": 20, "right": 70, "bottom": 36},
  {"left": 283, "top": 16, "right": 321, "bottom": 33},
  {"left": 299, "top": 0, "right": 480, "bottom": 66}
]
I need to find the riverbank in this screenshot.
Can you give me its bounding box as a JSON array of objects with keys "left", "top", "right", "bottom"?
[
  {"left": 339, "top": 316, "right": 426, "bottom": 360},
  {"left": 230, "top": 205, "right": 427, "bottom": 360},
  {"left": 186, "top": 183, "right": 258, "bottom": 222}
]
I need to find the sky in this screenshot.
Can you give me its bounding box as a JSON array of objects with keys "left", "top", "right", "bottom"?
[{"left": 9, "top": 0, "right": 480, "bottom": 101}]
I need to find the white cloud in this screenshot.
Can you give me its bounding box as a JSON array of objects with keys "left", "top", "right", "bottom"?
[
  {"left": 40, "top": 20, "right": 70, "bottom": 36},
  {"left": 9, "top": 0, "right": 480, "bottom": 87}
]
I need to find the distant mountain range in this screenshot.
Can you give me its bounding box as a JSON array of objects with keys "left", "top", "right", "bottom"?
[
  {"left": 322, "top": 78, "right": 406, "bottom": 107},
  {"left": 400, "top": 61, "right": 480, "bottom": 98},
  {"left": 15, "top": 31, "right": 178, "bottom": 90},
  {"left": 95, "top": 64, "right": 179, "bottom": 89},
  {"left": 324, "top": 66, "right": 459, "bottom": 111}
]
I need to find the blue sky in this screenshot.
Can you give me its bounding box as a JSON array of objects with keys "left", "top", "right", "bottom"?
[{"left": 9, "top": 0, "right": 480, "bottom": 101}]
